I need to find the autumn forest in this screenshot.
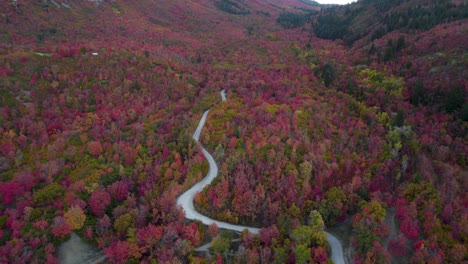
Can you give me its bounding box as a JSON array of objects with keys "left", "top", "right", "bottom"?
[{"left": 0, "top": 0, "right": 466, "bottom": 263}]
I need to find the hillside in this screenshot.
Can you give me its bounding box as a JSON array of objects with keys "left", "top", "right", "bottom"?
[
  {"left": 313, "top": 0, "right": 468, "bottom": 44},
  {"left": 0, "top": 0, "right": 467, "bottom": 263}
]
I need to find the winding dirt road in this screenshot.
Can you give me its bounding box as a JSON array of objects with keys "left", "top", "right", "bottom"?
[{"left": 177, "top": 90, "right": 345, "bottom": 263}]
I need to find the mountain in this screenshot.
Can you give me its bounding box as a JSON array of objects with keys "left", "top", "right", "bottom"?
[
  {"left": 310, "top": 0, "right": 467, "bottom": 121},
  {"left": 313, "top": 0, "right": 468, "bottom": 44},
  {"left": 0, "top": 0, "right": 466, "bottom": 264}
]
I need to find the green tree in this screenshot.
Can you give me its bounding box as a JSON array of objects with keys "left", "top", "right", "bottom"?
[
  {"left": 383, "top": 47, "right": 394, "bottom": 62},
  {"left": 461, "top": 103, "right": 468, "bottom": 121},
  {"left": 211, "top": 235, "right": 230, "bottom": 253},
  {"left": 445, "top": 86, "right": 464, "bottom": 113},
  {"left": 353, "top": 224, "right": 378, "bottom": 255},
  {"left": 114, "top": 213, "right": 134, "bottom": 233},
  {"left": 404, "top": 182, "right": 441, "bottom": 218},
  {"left": 272, "top": 246, "right": 288, "bottom": 264},
  {"left": 320, "top": 62, "right": 336, "bottom": 87},
  {"left": 293, "top": 243, "right": 310, "bottom": 264},
  {"left": 368, "top": 43, "right": 377, "bottom": 55},
  {"left": 298, "top": 161, "right": 312, "bottom": 184},
  {"left": 33, "top": 183, "right": 63, "bottom": 205},
  {"left": 292, "top": 226, "right": 313, "bottom": 245},
  {"left": 309, "top": 210, "right": 325, "bottom": 231},
  {"left": 277, "top": 12, "right": 311, "bottom": 29},
  {"left": 356, "top": 200, "right": 386, "bottom": 224},
  {"left": 127, "top": 228, "right": 137, "bottom": 243},
  {"left": 277, "top": 213, "right": 292, "bottom": 237},
  {"left": 391, "top": 109, "right": 405, "bottom": 127},
  {"left": 318, "top": 187, "right": 346, "bottom": 225},
  {"left": 314, "top": 14, "right": 348, "bottom": 40},
  {"left": 0, "top": 216, "right": 7, "bottom": 228},
  {"left": 411, "top": 79, "right": 425, "bottom": 105},
  {"left": 309, "top": 210, "right": 326, "bottom": 246},
  {"left": 396, "top": 35, "right": 406, "bottom": 51}
]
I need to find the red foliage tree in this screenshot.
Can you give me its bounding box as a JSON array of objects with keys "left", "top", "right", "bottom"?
[
  {"left": 208, "top": 223, "right": 219, "bottom": 238},
  {"left": 0, "top": 182, "right": 20, "bottom": 205},
  {"left": 88, "top": 189, "right": 111, "bottom": 217},
  {"left": 311, "top": 247, "right": 328, "bottom": 264},
  {"left": 51, "top": 216, "right": 71, "bottom": 238},
  {"left": 107, "top": 180, "right": 130, "bottom": 202},
  {"left": 136, "top": 224, "right": 164, "bottom": 247},
  {"left": 104, "top": 241, "right": 130, "bottom": 264},
  {"left": 87, "top": 141, "right": 103, "bottom": 156},
  {"left": 389, "top": 236, "right": 408, "bottom": 257}
]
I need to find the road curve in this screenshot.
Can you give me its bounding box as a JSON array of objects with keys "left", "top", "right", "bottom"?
[
  {"left": 326, "top": 232, "right": 345, "bottom": 264},
  {"left": 177, "top": 91, "right": 345, "bottom": 263},
  {"left": 177, "top": 104, "right": 259, "bottom": 234}
]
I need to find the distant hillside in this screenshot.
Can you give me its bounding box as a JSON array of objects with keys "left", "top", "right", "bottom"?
[
  {"left": 212, "top": 0, "right": 321, "bottom": 15},
  {"left": 0, "top": 0, "right": 321, "bottom": 48},
  {"left": 312, "top": 0, "right": 468, "bottom": 45}
]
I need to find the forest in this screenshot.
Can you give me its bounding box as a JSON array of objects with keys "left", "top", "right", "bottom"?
[{"left": 0, "top": 0, "right": 466, "bottom": 263}]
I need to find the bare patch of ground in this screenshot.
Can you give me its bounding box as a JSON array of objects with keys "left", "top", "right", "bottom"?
[{"left": 58, "top": 232, "right": 106, "bottom": 264}]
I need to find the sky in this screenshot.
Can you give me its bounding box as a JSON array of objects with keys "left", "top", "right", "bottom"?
[{"left": 316, "top": 0, "right": 356, "bottom": 4}]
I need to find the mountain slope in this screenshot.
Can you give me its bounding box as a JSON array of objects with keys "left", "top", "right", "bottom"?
[
  {"left": 0, "top": 0, "right": 466, "bottom": 263},
  {"left": 313, "top": 0, "right": 468, "bottom": 45}
]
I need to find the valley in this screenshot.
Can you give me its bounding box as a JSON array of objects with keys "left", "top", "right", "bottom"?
[{"left": 0, "top": 0, "right": 466, "bottom": 263}]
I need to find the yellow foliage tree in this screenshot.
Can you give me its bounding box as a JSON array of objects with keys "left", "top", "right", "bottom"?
[
  {"left": 64, "top": 205, "right": 86, "bottom": 230},
  {"left": 114, "top": 213, "right": 134, "bottom": 233}
]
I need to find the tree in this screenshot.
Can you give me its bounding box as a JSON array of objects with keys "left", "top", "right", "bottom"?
[
  {"left": 51, "top": 216, "right": 71, "bottom": 238},
  {"left": 400, "top": 217, "right": 419, "bottom": 240},
  {"left": 309, "top": 210, "right": 326, "bottom": 246},
  {"left": 208, "top": 223, "right": 219, "bottom": 238},
  {"left": 137, "top": 224, "right": 164, "bottom": 247},
  {"left": 319, "top": 62, "right": 336, "bottom": 87},
  {"left": 88, "top": 141, "right": 103, "bottom": 156},
  {"left": 352, "top": 200, "right": 388, "bottom": 259},
  {"left": 33, "top": 183, "right": 63, "bottom": 205},
  {"left": 259, "top": 225, "right": 280, "bottom": 247},
  {"left": 461, "top": 103, "right": 468, "bottom": 121},
  {"left": 445, "top": 86, "right": 464, "bottom": 113},
  {"left": 292, "top": 226, "right": 313, "bottom": 246},
  {"left": 389, "top": 236, "right": 408, "bottom": 257},
  {"left": 293, "top": 243, "right": 310, "bottom": 264},
  {"left": 311, "top": 247, "right": 328, "bottom": 264},
  {"left": 277, "top": 12, "right": 311, "bottom": 29},
  {"left": 107, "top": 180, "right": 130, "bottom": 201},
  {"left": 298, "top": 161, "right": 312, "bottom": 184},
  {"left": 211, "top": 235, "right": 230, "bottom": 253},
  {"left": 88, "top": 189, "right": 111, "bottom": 217},
  {"left": 309, "top": 210, "right": 324, "bottom": 230},
  {"left": 368, "top": 43, "right": 377, "bottom": 56},
  {"left": 97, "top": 214, "right": 111, "bottom": 235},
  {"left": 0, "top": 181, "right": 20, "bottom": 205},
  {"left": 396, "top": 36, "right": 406, "bottom": 51},
  {"left": 314, "top": 14, "right": 348, "bottom": 40},
  {"left": 410, "top": 79, "right": 425, "bottom": 105},
  {"left": 363, "top": 241, "right": 389, "bottom": 264},
  {"left": 114, "top": 213, "right": 134, "bottom": 233},
  {"left": 391, "top": 109, "right": 405, "bottom": 127},
  {"left": 64, "top": 205, "right": 86, "bottom": 230},
  {"left": 353, "top": 225, "right": 378, "bottom": 256},
  {"left": 318, "top": 187, "right": 346, "bottom": 225},
  {"left": 383, "top": 47, "right": 394, "bottom": 62},
  {"left": 105, "top": 241, "right": 130, "bottom": 264}
]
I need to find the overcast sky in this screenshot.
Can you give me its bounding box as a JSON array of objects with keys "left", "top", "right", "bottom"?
[{"left": 316, "top": 0, "right": 356, "bottom": 4}]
